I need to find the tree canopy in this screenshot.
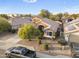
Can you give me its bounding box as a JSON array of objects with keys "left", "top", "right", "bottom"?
[
  {"left": 18, "top": 24, "right": 44, "bottom": 40},
  {"left": 0, "top": 14, "right": 10, "bottom": 19},
  {"left": 39, "top": 9, "right": 50, "bottom": 18},
  {"left": 38, "top": 9, "right": 79, "bottom": 21},
  {"left": 0, "top": 17, "right": 11, "bottom": 33}
]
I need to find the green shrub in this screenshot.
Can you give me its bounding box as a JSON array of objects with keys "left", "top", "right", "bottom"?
[
  {"left": 36, "top": 39, "right": 41, "bottom": 44},
  {"left": 58, "top": 39, "right": 67, "bottom": 45},
  {"left": 41, "top": 43, "right": 49, "bottom": 50},
  {"left": 0, "top": 17, "right": 11, "bottom": 33},
  {"left": 11, "top": 29, "right": 16, "bottom": 33},
  {"left": 18, "top": 24, "right": 43, "bottom": 41}
]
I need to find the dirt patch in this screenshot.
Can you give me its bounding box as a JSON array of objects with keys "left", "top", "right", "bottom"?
[
  {"left": 17, "top": 40, "right": 41, "bottom": 51},
  {"left": 0, "top": 32, "right": 16, "bottom": 40},
  {"left": 17, "top": 39, "right": 71, "bottom": 57}
]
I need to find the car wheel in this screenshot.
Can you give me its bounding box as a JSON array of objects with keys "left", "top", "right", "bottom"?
[{"left": 34, "top": 55, "right": 36, "bottom": 58}]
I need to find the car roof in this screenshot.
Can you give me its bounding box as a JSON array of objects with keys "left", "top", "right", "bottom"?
[
  {"left": 15, "top": 44, "right": 35, "bottom": 51},
  {"left": 11, "top": 46, "right": 28, "bottom": 53}
]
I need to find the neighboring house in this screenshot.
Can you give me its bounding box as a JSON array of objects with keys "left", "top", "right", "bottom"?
[
  {"left": 32, "top": 16, "right": 62, "bottom": 39},
  {"left": 64, "top": 18, "right": 79, "bottom": 42},
  {"left": 64, "top": 18, "right": 79, "bottom": 34},
  {"left": 9, "top": 16, "right": 32, "bottom": 30},
  {"left": 65, "top": 18, "right": 73, "bottom": 23}
]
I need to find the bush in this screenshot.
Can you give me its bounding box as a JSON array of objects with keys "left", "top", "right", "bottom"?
[
  {"left": 36, "top": 39, "right": 41, "bottom": 44},
  {"left": 58, "top": 39, "right": 67, "bottom": 45},
  {"left": 41, "top": 43, "right": 49, "bottom": 50},
  {"left": 0, "top": 17, "right": 11, "bottom": 33},
  {"left": 18, "top": 24, "right": 43, "bottom": 40},
  {"left": 11, "top": 29, "right": 16, "bottom": 33}
]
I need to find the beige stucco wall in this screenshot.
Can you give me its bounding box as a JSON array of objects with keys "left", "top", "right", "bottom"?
[{"left": 69, "top": 32, "right": 79, "bottom": 43}]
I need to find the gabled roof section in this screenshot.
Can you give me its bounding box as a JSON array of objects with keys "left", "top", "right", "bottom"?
[
  {"left": 9, "top": 16, "right": 32, "bottom": 25},
  {"left": 33, "top": 16, "right": 61, "bottom": 32},
  {"left": 64, "top": 19, "right": 79, "bottom": 34},
  {"left": 66, "top": 18, "right": 79, "bottom": 26}
]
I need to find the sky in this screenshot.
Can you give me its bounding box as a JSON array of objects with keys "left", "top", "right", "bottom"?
[{"left": 0, "top": 0, "right": 79, "bottom": 14}]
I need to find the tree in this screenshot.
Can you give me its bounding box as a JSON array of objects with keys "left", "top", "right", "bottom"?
[
  {"left": 70, "top": 14, "right": 78, "bottom": 19},
  {"left": 0, "top": 14, "right": 10, "bottom": 19},
  {"left": 49, "top": 14, "right": 56, "bottom": 21},
  {"left": 36, "top": 38, "right": 41, "bottom": 44},
  {"left": 38, "top": 25, "right": 44, "bottom": 39},
  {"left": 19, "top": 14, "right": 32, "bottom": 17},
  {"left": 0, "top": 17, "right": 11, "bottom": 33},
  {"left": 56, "top": 13, "right": 63, "bottom": 21},
  {"left": 39, "top": 9, "right": 50, "bottom": 18},
  {"left": 40, "top": 43, "right": 49, "bottom": 50},
  {"left": 18, "top": 24, "right": 43, "bottom": 41},
  {"left": 63, "top": 12, "right": 69, "bottom": 18}
]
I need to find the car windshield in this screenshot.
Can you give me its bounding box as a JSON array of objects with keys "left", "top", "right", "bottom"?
[
  {"left": 11, "top": 51, "right": 20, "bottom": 54},
  {"left": 22, "top": 48, "right": 29, "bottom": 54},
  {"left": 11, "top": 46, "right": 29, "bottom": 54}
]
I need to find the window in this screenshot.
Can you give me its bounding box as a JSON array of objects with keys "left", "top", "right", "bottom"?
[{"left": 47, "top": 32, "right": 52, "bottom": 36}]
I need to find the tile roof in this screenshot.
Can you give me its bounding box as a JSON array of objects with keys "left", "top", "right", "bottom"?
[
  {"left": 33, "top": 16, "right": 61, "bottom": 32},
  {"left": 10, "top": 16, "right": 61, "bottom": 32}
]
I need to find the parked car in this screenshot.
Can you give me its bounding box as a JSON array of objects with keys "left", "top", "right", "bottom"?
[
  {"left": 5, "top": 46, "right": 36, "bottom": 58},
  {"left": 71, "top": 43, "right": 79, "bottom": 58},
  {"left": 67, "top": 32, "right": 79, "bottom": 57}
]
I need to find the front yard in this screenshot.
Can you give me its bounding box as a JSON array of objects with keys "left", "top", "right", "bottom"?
[
  {"left": 17, "top": 38, "right": 71, "bottom": 57},
  {"left": 0, "top": 32, "right": 71, "bottom": 57}
]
